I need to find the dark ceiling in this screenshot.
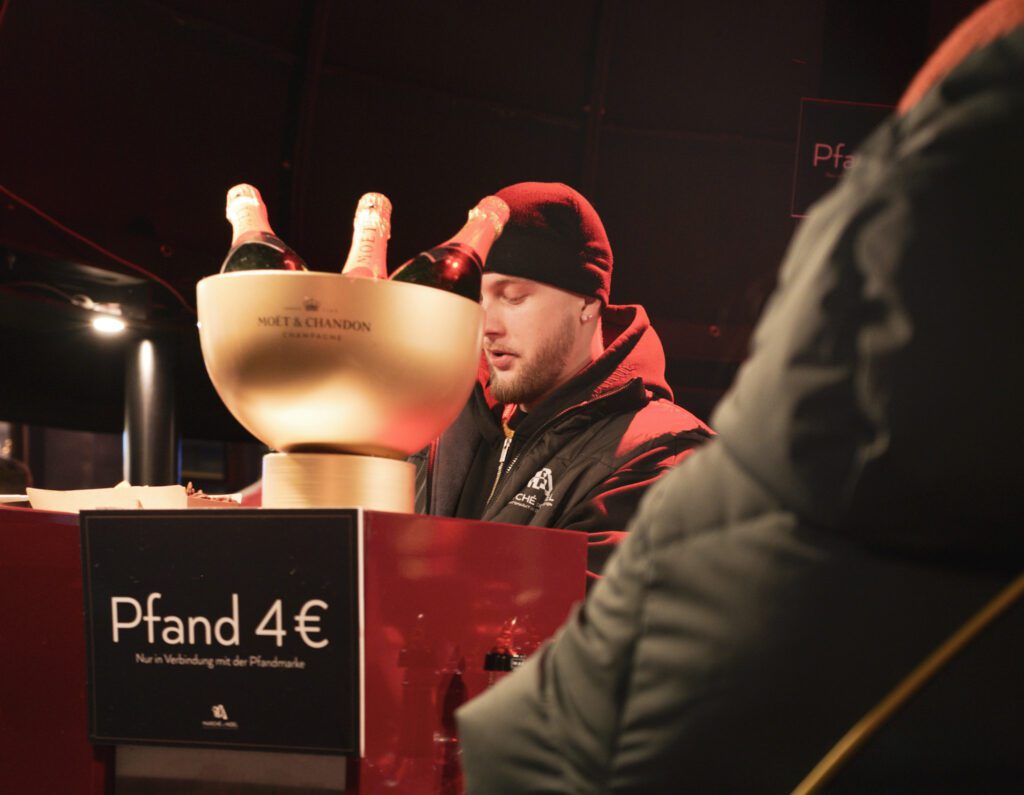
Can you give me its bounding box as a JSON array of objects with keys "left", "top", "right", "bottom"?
[{"left": 0, "top": 0, "right": 982, "bottom": 440}]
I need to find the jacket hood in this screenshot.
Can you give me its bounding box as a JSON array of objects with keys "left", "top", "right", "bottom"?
[
  {"left": 583, "top": 304, "right": 674, "bottom": 401},
  {"left": 470, "top": 303, "right": 676, "bottom": 443},
  {"left": 479, "top": 302, "right": 673, "bottom": 405}
]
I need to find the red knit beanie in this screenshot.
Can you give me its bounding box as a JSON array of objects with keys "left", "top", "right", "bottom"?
[{"left": 486, "top": 182, "right": 613, "bottom": 304}]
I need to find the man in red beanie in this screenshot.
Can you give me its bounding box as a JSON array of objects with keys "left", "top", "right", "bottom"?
[{"left": 415, "top": 181, "right": 712, "bottom": 575}]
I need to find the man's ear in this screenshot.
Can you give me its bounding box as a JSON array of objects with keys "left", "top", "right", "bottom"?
[{"left": 581, "top": 296, "right": 601, "bottom": 322}]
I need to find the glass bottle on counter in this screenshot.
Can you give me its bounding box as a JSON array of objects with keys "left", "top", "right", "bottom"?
[
  {"left": 340, "top": 192, "right": 392, "bottom": 279},
  {"left": 483, "top": 616, "right": 534, "bottom": 687},
  {"left": 389, "top": 195, "right": 509, "bottom": 301},
  {"left": 220, "top": 183, "right": 308, "bottom": 273}
]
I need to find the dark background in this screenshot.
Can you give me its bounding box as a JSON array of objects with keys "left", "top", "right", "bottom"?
[{"left": 0, "top": 0, "right": 983, "bottom": 447}]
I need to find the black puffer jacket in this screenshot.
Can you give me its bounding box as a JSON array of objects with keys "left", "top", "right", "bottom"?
[
  {"left": 457, "top": 25, "right": 1024, "bottom": 794},
  {"left": 417, "top": 304, "right": 712, "bottom": 561}
]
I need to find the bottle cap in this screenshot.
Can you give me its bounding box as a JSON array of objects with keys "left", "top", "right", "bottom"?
[
  {"left": 226, "top": 184, "right": 264, "bottom": 220},
  {"left": 469, "top": 196, "right": 510, "bottom": 236},
  {"left": 354, "top": 192, "right": 393, "bottom": 240}
]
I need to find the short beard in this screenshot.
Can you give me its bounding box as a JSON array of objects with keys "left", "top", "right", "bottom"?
[{"left": 488, "top": 312, "right": 576, "bottom": 407}]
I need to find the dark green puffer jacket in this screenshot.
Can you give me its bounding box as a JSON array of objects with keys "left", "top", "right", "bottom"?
[{"left": 458, "top": 25, "right": 1024, "bottom": 794}]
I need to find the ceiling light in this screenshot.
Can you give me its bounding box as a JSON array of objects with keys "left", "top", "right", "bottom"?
[{"left": 92, "top": 314, "right": 126, "bottom": 334}]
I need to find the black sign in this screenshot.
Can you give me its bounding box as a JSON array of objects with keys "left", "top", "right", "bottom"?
[
  {"left": 80, "top": 509, "right": 360, "bottom": 754},
  {"left": 791, "top": 98, "right": 893, "bottom": 217}
]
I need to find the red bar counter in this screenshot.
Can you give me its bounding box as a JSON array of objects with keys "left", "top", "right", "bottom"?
[
  {"left": 0, "top": 505, "right": 587, "bottom": 793},
  {"left": 0, "top": 505, "right": 112, "bottom": 794}
]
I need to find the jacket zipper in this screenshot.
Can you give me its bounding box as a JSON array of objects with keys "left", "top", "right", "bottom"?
[{"left": 485, "top": 435, "right": 514, "bottom": 506}]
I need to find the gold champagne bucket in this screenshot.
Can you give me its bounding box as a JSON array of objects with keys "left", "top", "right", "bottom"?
[{"left": 197, "top": 271, "right": 482, "bottom": 510}]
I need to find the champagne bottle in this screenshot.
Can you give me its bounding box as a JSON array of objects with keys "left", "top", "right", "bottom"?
[
  {"left": 340, "top": 192, "right": 392, "bottom": 279},
  {"left": 220, "top": 184, "right": 308, "bottom": 273},
  {"left": 389, "top": 195, "right": 509, "bottom": 301}
]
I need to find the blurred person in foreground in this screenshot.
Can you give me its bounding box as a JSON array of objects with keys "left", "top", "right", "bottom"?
[
  {"left": 457, "top": 1, "right": 1024, "bottom": 791},
  {"left": 415, "top": 182, "right": 712, "bottom": 575}
]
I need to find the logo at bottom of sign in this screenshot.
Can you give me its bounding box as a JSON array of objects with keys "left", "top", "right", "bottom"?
[{"left": 202, "top": 703, "right": 239, "bottom": 730}]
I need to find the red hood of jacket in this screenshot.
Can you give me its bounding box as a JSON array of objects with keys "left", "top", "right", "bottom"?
[{"left": 476, "top": 303, "right": 674, "bottom": 412}]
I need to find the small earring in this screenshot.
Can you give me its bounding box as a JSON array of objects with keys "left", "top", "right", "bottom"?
[{"left": 582, "top": 314, "right": 592, "bottom": 322}]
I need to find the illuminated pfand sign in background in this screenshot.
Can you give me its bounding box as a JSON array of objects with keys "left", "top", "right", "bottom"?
[
  {"left": 791, "top": 98, "right": 894, "bottom": 218},
  {"left": 80, "top": 510, "right": 360, "bottom": 754}
]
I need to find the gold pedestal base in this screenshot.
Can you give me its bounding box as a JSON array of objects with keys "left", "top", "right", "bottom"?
[{"left": 262, "top": 452, "right": 415, "bottom": 512}]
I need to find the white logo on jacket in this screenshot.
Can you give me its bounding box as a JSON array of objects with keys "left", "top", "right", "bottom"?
[{"left": 511, "top": 467, "right": 555, "bottom": 513}]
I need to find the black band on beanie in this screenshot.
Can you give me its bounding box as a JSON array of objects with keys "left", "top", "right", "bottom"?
[{"left": 485, "top": 182, "right": 613, "bottom": 304}]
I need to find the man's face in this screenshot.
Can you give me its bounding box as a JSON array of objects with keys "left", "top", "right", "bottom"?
[{"left": 481, "top": 274, "right": 584, "bottom": 409}]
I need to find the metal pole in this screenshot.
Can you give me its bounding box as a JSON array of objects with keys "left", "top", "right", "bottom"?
[{"left": 124, "top": 335, "right": 179, "bottom": 485}]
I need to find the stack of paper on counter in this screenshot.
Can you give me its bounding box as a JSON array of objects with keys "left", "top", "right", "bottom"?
[{"left": 26, "top": 482, "right": 242, "bottom": 513}]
